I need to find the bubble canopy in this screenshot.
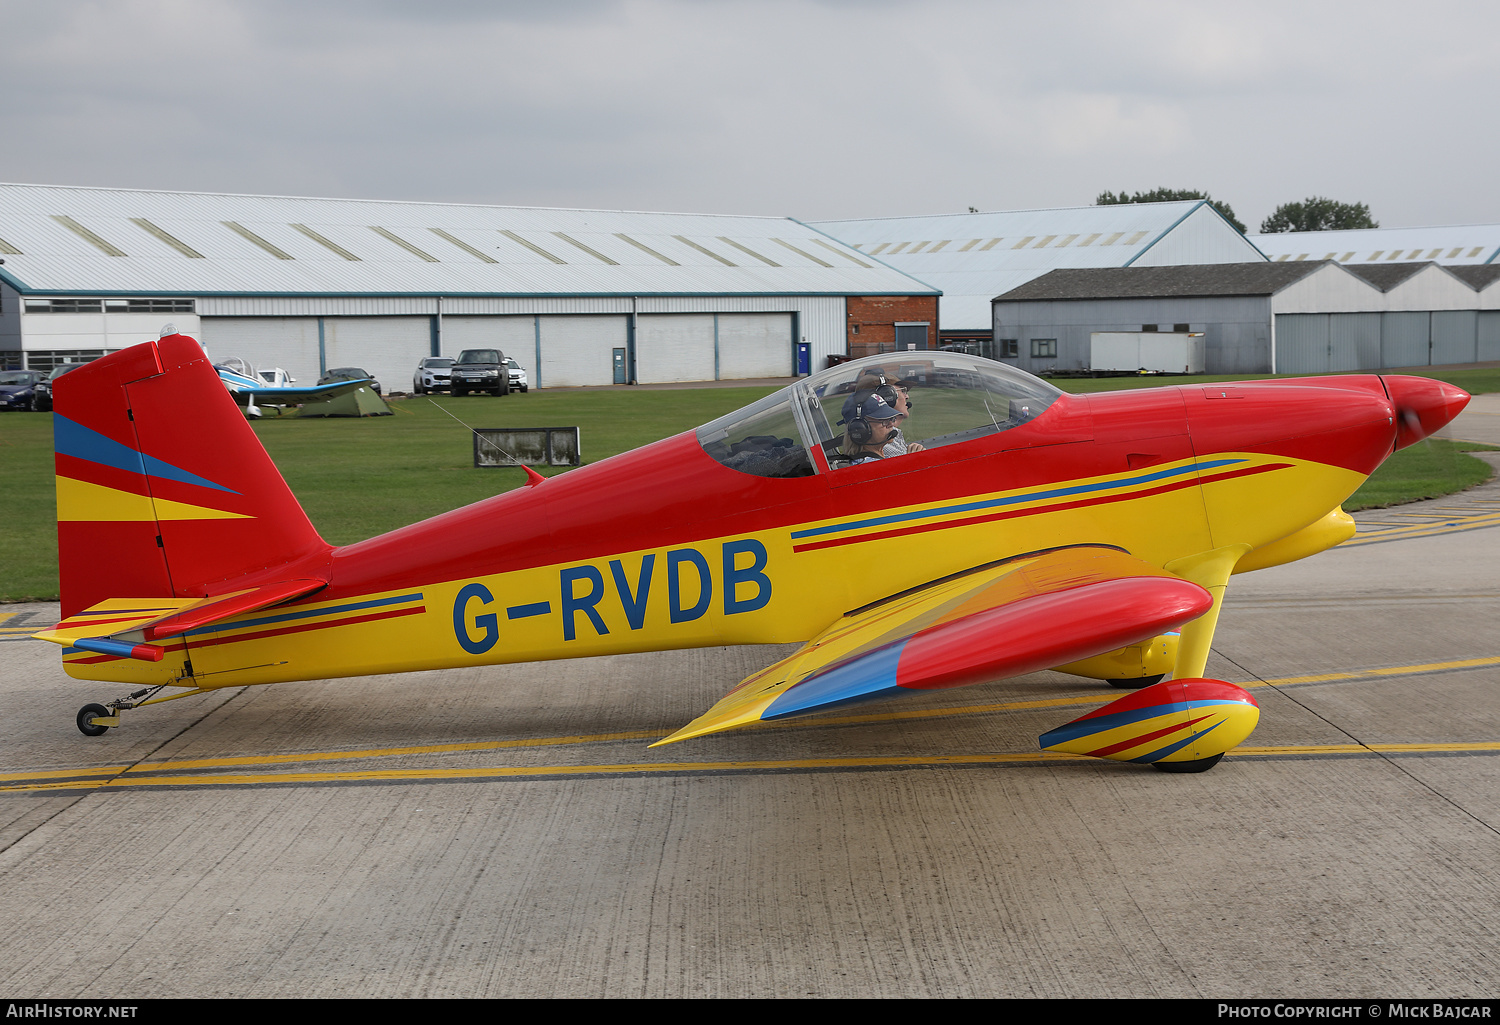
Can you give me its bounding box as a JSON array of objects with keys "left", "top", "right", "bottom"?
[{"left": 697, "top": 353, "right": 1063, "bottom": 478}]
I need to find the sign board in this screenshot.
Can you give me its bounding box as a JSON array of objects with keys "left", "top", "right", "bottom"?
[{"left": 473, "top": 427, "right": 581, "bottom": 467}]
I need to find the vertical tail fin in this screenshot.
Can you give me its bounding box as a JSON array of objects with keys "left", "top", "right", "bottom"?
[{"left": 53, "top": 333, "right": 330, "bottom": 617}]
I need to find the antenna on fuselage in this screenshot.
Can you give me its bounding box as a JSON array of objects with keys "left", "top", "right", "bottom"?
[{"left": 426, "top": 398, "right": 546, "bottom": 487}]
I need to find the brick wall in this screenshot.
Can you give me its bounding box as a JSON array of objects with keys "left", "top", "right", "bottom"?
[{"left": 846, "top": 295, "right": 939, "bottom": 359}]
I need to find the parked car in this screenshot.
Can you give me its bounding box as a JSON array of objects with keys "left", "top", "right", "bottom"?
[
  {"left": 413, "top": 356, "right": 455, "bottom": 394},
  {"left": 318, "top": 366, "right": 381, "bottom": 395},
  {"left": 503, "top": 356, "right": 529, "bottom": 393},
  {"left": 450, "top": 349, "right": 509, "bottom": 396},
  {"left": 0, "top": 370, "right": 44, "bottom": 411},
  {"left": 32, "top": 362, "right": 89, "bottom": 412}
]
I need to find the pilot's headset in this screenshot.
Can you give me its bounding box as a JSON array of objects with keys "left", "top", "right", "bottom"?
[{"left": 841, "top": 372, "right": 887, "bottom": 446}]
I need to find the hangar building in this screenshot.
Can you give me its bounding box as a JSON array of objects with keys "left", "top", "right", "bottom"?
[
  {"left": 1248, "top": 223, "right": 1500, "bottom": 268},
  {"left": 812, "top": 201, "right": 1266, "bottom": 352},
  {"left": 992, "top": 260, "right": 1500, "bottom": 375},
  {"left": 0, "top": 184, "right": 938, "bottom": 388}
]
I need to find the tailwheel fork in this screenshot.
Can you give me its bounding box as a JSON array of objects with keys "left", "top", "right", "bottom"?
[{"left": 75, "top": 685, "right": 171, "bottom": 737}]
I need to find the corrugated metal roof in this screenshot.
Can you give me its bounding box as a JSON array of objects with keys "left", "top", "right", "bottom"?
[
  {"left": 811, "top": 202, "right": 1264, "bottom": 329},
  {"left": 1249, "top": 224, "right": 1500, "bottom": 266},
  {"left": 0, "top": 183, "right": 936, "bottom": 298},
  {"left": 993, "top": 262, "right": 1334, "bottom": 302}
]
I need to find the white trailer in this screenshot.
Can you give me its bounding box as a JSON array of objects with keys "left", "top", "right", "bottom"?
[{"left": 1089, "top": 332, "right": 1205, "bottom": 374}]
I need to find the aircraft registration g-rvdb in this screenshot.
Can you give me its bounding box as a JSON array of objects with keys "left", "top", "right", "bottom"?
[{"left": 37, "top": 332, "right": 1469, "bottom": 772}]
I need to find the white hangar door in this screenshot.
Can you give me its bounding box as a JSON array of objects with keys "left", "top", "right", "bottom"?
[
  {"left": 442, "top": 316, "right": 537, "bottom": 384},
  {"left": 199, "top": 317, "right": 322, "bottom": 383},
  {"left": 635, "top": 314, "right": 715, "bottom": 384},
  {"left": 717, "top": 313, "right": 792, "bottom": 379},
  {"left": 539, "top": 315, "right": 626, "bottom": 388},
  {"left": 323, "top": 317, "right": 431, "bottom": 394}
]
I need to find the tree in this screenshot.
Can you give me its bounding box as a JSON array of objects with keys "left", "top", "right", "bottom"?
[
  {"left": 1094, "top": 188, "right": 1246, "bottom": 234},
  {"left": 1259, "top": 197, "right": 1378, "bottom": 233}
]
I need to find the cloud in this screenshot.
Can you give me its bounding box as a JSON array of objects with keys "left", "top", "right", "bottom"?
[{"left": 0, "top": 0, "right": 1496, "bottom": 227}]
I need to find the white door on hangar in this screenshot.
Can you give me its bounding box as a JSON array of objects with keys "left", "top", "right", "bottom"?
[
  {"left": 323, "top": 317, "right": 431, "bottom": 393},
  {"left": 199, "top": 317, "right": 321, "bottom": 382},
  {"left": 442, "top": 315, "right": 538, "bottom": 384},
  {"left": 717, "top": 313, "right": 792, "bottom": 379},
  {"left": 539, "top": 315, "right": 627, "bottom": 388},
  {"left": 635, "top": 314, "right": 715, "bottom": 384}
]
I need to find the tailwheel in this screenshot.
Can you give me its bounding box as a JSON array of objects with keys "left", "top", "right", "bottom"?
[
  {"left": 76, "top": 703, "right": 114, "bottom": 737},
  {"left": 1107, "top": 673, "right": 1165, "bottom": 690},
  {"left": 1151, "top": 753, "right": 1224, "bottom": 774}
]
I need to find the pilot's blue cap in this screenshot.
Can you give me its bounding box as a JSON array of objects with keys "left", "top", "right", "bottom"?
[{"left": 853, "top": 394, "right": 901, "bottom": 421}]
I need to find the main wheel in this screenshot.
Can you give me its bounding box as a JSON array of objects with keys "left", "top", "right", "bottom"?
[
  {"left": 1108, "top": 674, "right": 1165, "bottom": 690},
  {"left": 1151, "top": 753, "right": 1223, "bottom": 774},
  {"left": 76, "top": 703, "right": 111, "bottom": 737}
]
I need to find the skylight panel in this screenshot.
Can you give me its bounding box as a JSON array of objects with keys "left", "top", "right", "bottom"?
[
  {"left": 1447, "top": 248, "right": 1463, "bottom": 259},
  {"left": 958, "top": 239, "right": 982, "bottom": 252},
  {"left": 1294, "top": 254, "right": 1308, "bottom": 261},
  {"left": 429, "top": 227, "right": 497, "bottom": 263},
  {"left": 1056, "top": 235, "right": 1078, "bottom": 247},
  {"left": 868, "top": 243, "right": 890, "bottom": 255},
  {"left": 1123, "top": 231, "right": 1149, "bottom": 245},
  {"left": 1468, "top": 247, "right": 1484, "bottom": 257},
  {"left": 1033, "top": 235, "right": 1057, "bottom": 248},
  {"left": 129, "top": 218, "right": 204, "bottom": 258},
  {"left": 672, "top": 235, "right": 735, "bottom": 266},
  {"left": 1427, "top": 249, "right": 1442, "bottom": 259},
  {"left": 499, "top": 230, "right": 566, "bottom": 264},
  {"left": 1101, "top": 232, "right": 1124, "bottom": 246},
  {"left": 1386, "top": 250, "right": 1402, "bottom": 260},
  {"left": 1407, "top": 249, "right": 1423, "bottom": 260},
  {"left": 1324, "top": 253, "right": 1337, "bottom": 260},
  {"left": 1368, "top": 252, "right": 1383, "bottom": 260},
  {"left": 1341, "top": 252, "right": 1354, "bottom": 261},
  {"left": 770, "top": 239, "right": 833, "bottom": 267},
  {"left": 0, "top": 234, "right": 20, "bottom": 255},
  {"left": 717, "top": 237, "right": 779, "bottom": 266},
  {"left": 1011, "top": 236, "right": 1036, "bottom": 249},
  {"left": 52, "top": 215, "right": 126, "bottom": 256},
  {"left": 551, "top": 232, "right": 618, "bottom": 265},
  {"left": 370, "top": 226, "right": 438, "bottom": 262},
  {"left": 290, "top": 224, "right": 361, "bottom": 261},
  {"left": 887, "top": 242, "right": 911, "bottom": 254},
  {"left": 909, "top": 241, "right": 930, "bottom": 253},
  {"left": 1079, "top": 234, "right": 1100, "bottom": 247},
  {"left": 613, "top": 233, "right": 679, "bottom": 266},
  {"left": 223, "top": 221, "right": 294, "bottom": 259},
  {"left": 1275, "top": 254, "right": 1290, "bottom": 262},
  {"left": 979, "top": 238, "right": 1003, "bottom": 250},
  {"left": 810, "top": 237, "right": 871, "bottom": 267}
]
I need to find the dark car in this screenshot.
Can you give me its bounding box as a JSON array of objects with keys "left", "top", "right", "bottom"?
[
  {"left": 31, "top": 363, "right": 89, "bottom": 412},
  {"left": 0, "top": 370, "right": 44, "bottom": 411},
  {"left": 450, "top": 348, "right": 510, "bottom": 397},
  {"left": 318, "top": 367, "right": 381, "bottom": 395}
]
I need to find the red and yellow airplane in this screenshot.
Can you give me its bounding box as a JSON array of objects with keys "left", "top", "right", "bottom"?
[{"left": 35, "top": 333, "right": 1469, "bottom": 772}]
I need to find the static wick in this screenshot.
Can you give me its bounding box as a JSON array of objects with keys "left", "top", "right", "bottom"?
[{"left": 426, "top": 399, "right": 547, "bottom": 487}]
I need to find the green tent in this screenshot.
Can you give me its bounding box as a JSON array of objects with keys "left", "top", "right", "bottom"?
[{"left": 297, "top": 384, "right": 392, "bottom": 418}]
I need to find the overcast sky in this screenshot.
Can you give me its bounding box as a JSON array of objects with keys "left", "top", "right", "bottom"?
[{"left": 2, "top": 0, "right": 1495, "bottom": 231}]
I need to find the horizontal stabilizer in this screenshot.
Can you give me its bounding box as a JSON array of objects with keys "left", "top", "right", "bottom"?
[
  {"left": 33, "top": 578, "right": 327, "bottom": 659},
  {"left": 655, "top": 546, "right": 1214, "bottom": 746}
]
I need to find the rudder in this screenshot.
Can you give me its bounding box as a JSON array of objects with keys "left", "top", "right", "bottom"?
[{"left": 53, "top": 333, "right": 330, "bottom": 617}]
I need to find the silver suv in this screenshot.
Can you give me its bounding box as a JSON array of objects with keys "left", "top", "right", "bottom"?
[{"left": 413, "top": 356, "right": 454, "bottom": 394}]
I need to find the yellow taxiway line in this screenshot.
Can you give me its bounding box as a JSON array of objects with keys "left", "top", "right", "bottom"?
[
  {"left": 4, "top": 654, "right": 1496, "bottom": 792},
  {"left": 1345, "top": 510, "right": 1500, "bottom": 545},
  {"left": 5, "top": 742, "right": 1499, "bottom": 793}
]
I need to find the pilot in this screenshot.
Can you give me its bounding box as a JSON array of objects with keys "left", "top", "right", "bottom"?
[
  {"left": 838, "top": 392, "right": 905, "bottom": 465},
  {"left": 880, "top": 380, "right": 925, "bottom": 458}
]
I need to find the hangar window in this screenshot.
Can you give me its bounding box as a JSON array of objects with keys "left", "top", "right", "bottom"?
[
  {"left": 1031, "top": 339, "right": 1057, "bottom": 358},
  {"left": 25, "top": 299, "right": 102, "bottom": 313},
  {"left": 102, "top": 299, "right": 196, "bottom": 314}
]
